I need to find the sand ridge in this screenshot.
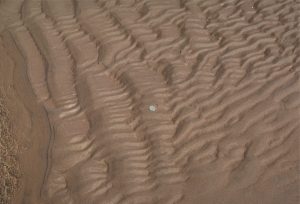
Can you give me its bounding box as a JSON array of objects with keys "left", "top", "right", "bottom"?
[
  {"left": 0, "top": 0, "right": 299, "bottom": 203},
  {"left": 0, "top": 30, "right": 51, "bottom": 204}
]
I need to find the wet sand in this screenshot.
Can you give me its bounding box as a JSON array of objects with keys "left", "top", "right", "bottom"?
[{"left": 0, "top": 0, "right": 299, "bottom": 203}]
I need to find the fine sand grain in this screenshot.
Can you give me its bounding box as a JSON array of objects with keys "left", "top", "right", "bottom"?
[
  {"left": 0, "top": 0, "right": 299, "bottom": 203},
  {"left": 0, "top": 97, "right": 20, "bottom": 204}
]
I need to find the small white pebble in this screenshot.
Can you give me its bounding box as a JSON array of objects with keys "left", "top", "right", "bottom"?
[{"left": 149, "top": 105, "right": 157, "bottom": 112}]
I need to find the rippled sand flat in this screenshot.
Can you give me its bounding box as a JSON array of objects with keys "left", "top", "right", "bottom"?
[{"left": 0, "top": 0, "right": 299, "bottom": 203}]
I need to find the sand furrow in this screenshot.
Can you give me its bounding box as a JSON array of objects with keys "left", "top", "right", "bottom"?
[
  {"left": 42, "top": 2, "right": 163, "bottom": 200},
  {"left": 78, "top": 0, "right": 188, "bottom": 186},
  {"left": 19, "top": 1, "right": 97, "bottom": 203},
  {"left": 0, "top": 40, "right": 21, "bottom": 204},
  {"left": 8, "top": 22, "right": 50, "bottom": 102},
  {"left": 79, "top": 72, "right": 159, "bottom": 200},
  {"left": 0, "top": 0, "right": 299, "bottom": 203},
  {"left": 110, "top": 5, "right": 190, "bottom": 83}
]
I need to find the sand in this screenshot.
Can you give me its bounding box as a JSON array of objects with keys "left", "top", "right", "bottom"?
[
  {"left": 0, "top": 96, "right": 20, "bottom": 204},
  {"left": 0, "top": 0, "right": 299, "bottom": 203}
]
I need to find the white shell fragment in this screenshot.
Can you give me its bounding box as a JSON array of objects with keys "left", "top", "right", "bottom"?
[{"left": 149, "top": 105, "right": 157, "bottom": 112}]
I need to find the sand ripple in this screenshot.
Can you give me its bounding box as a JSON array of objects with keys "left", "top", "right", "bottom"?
[{"left": 0, "top": 0, "right": 299, "bottom": 203}]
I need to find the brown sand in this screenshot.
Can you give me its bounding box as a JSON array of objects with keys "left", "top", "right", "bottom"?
[
  {"left": 0, "top": 0, "right": 299, "bottom": 203},
  {"left": 0, "top": 96, "right": 20, "bottom": 204}
]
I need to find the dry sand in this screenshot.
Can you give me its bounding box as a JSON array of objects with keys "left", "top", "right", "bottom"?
[
  {"left": 0, "top": 0, "right": 299, "bottom": 203},
  {"left": 0, "top": 96, "right": 20, "bottom": 204}
]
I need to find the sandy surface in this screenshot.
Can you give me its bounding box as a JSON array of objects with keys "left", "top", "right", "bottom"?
[
  {"left": 0, "top": 0, "right": 299, "bottom": 203},
  {"left": 0, "top": 96, "right": 20, "bottom": 204}
]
